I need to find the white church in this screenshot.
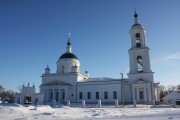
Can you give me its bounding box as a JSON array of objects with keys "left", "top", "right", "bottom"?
[{"left": 15, "top": 12, "right": 160, "bottom": 105}]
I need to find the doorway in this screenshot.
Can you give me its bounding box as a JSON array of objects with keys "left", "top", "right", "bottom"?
[
  {"left": 24, "top": 96, "right": 31, "bottom": 104},
  {"left": 138, "top": 88, "right": 144, "bottom": 102}
]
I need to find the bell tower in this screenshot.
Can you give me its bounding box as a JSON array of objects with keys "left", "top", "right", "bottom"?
[{"left": 128, "top": 11, "right": 154, "bottom": 82}]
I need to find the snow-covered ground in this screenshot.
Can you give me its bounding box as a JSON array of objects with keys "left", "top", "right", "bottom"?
[{"left": 0, "top": 103, "right": 180, "bottom": 120}]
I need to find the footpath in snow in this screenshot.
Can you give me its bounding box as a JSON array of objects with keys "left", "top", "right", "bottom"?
[{"left": 0, "top": 103, "right": 180, "bottom": 120}]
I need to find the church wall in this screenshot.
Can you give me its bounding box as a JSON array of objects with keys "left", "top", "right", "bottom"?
[
  {"left": 123, "top": 84, "right": 131, "bottom": 103},
  {"left": 56, "top": 58, "right": 80, "bottom": 73},
  {"left": 41, "top": 74, "right": 78, "bottom": 85},
  {"left": 31, "top": 94, "right": 43, "bottom": 105},
  {"left": 128, "top": 73, "right": 154, "bottom": 83},
  {"left": 77, "top": 84, "right": 122, "bottom": 103}
]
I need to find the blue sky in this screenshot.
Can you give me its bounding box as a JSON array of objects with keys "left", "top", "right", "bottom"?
[{"left": 0, "top": 0, "right": 180, "bottom": 92}]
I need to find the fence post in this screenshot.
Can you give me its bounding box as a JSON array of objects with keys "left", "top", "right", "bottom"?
[
  {"left": 98, "top": 100, "right": 101, "bottom": 107},
  {"left": 53, "top": 100, "right": 56, "bottom": 106},
  {"left": 82, "top": 100, "right": 85, "bottom": 107},
  {"left": 67, "top": 100, "right": 70, "bottom": 107},
  {"left": 172, "top": 99, "right": 176, "bottom": 108},
  {"left": 115, "top": 100, "right": 118, "bottom": 108},
  {"left": 133, "top": 100, "right": 136, "bottom": 108},
  {"left": 152, "top": 100, "right": 155, "bottom": 108}
]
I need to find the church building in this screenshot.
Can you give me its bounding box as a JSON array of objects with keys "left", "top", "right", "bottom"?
[{"left": 15, "top": 12, "right": 160, "bottom": 104}]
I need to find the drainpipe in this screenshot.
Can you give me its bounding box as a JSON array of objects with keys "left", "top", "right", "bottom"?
[{"left": 76, "top": 82, "right": 77, "bottom": 102}]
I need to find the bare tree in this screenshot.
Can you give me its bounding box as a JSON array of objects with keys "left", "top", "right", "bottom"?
[
  {"left": 167, "top": 85, "right": 177, "bottom": 93},
  {"left": 0, "top": 85, "right": 5, "bottom": 94},
  {"left": 177, "top": 85, "right": 180, "bottom": 93},
  {"left": 16, "top": 85, "right": 23, "bottom": 93},
  {"left": 5, "top": 90, "right": 15, "bottom": 99},
  {"left": 159, "top": 85, "right": 167, "bottom": 99}
]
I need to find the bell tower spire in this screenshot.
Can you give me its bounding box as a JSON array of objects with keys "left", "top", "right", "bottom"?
[
  {"left": 134, "top": 10, "right": 139, "bottom": 24},
  {"left": 129, "top": 10, "right": 146, "bottom": 48},
  {"left": 66, "top": 33, "right": 72, "bottom": 53}
]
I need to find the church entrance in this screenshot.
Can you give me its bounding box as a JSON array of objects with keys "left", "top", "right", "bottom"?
[
  {"left": 24, "top": 96, "right": 31, "bottom": 104},
  {"left": 139, "top": 88, "right": 144, "bottom": 102}
]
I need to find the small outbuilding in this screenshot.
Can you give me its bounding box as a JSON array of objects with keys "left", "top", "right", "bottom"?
[{"left": 163, "top": 92, "right": 180, "bottom": 105}]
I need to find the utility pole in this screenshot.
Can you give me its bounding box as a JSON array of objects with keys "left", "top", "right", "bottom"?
[{"left": 120, "top": 73, "right": 124, "bottom": 107}]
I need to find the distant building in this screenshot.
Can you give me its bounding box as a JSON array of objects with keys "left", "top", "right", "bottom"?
[
  {"left": 15, "top": 12, "right": 159, "bottom": 104},
  {"left": 15, "top": 83, "right": 43, "bottom": 105}
]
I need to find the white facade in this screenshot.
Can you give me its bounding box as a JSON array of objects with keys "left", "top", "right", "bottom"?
[
  {"left": 15, "top": 12, "right": 160, "bottom": 105},
  {"left": 15, "top": 84, "right": 43, "bottom": 105}
]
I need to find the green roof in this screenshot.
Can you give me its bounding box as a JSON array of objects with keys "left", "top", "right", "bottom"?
[{"left": 59, "top": 53, "right": 78, "bottom": 60}]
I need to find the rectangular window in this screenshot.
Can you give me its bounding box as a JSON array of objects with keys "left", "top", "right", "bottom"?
[
  {"left": 104, "top": 91, "right": 108, "bottom": 99},
  {"left": 113, "top": 91, "right": 117, "bottom": 99},
  {"left": 96, "top": 92, "right": 99, "bottom": 99},
  {"left": 87, "top": 92, "right": 91, "bottom": 99},
  {"left": 79, "top": 92, "right": 83, "bottom": 99}
]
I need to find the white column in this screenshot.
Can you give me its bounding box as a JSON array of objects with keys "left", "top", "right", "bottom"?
[
  {"left": 132, "top": 87, "right": 135, "bottom": 101},
  {"left": 137, "top": 88, "right": 139, "bottom": 102},
  {"left": 144, "top": 87, "right": 147, "bottom": 101},
  {"left": 55, "top": 89, "right": 57, "bottom": 101},
  {"left": 146, "top": 88, "right": 149, "bottom": 102},
  {"left": 45, "top": 89, "right": 47, "bottom": 101},
  {"left": 47, "top": 89, "right": 49, "bottom": 101},
  {"left": 59, "top": 89, "right": 61, "bottom": 102},
  {"left": 152, "top": 83, "right": 155, "bottom": 101},
  {"left": 148, "top": 86, "right": 151, "bottom": 101}
]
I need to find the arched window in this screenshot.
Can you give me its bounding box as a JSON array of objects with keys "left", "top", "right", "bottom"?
[
  {"left": 136, "top": 33, "right": 140, "bottom": 40},
  {"left": 135, "top": 33, "right": 141, "bottom": 48},
  {"left": 137, "top": 56, "right": 143, "bottom": 72}
]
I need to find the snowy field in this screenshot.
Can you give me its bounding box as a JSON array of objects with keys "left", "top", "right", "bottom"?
[{"left": 0, "top": 103, "right": 180, "bottom": 120}]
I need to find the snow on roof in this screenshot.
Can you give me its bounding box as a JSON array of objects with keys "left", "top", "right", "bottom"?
[
  {"left": 162, "top": 92, "right": 180, "bottom": 100},
  {"left": 78, "top": 77, "right": 122, "bottom": 83}
]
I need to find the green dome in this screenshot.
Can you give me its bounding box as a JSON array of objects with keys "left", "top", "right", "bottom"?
[{"left": 59, "top": 53, "right": 78, "bottom": 60}]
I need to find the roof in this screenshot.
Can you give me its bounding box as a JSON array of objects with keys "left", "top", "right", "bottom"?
[
  {"left": 163, "top": 92, "right": 180, "bottom": 100},
  {"left": 79, "top": 77, "right": 118, "bottom": 82},
  {"left": 43, "top": 80, "right": 71, "bottom": 86},
  {"left": 131, "top": 23, "right": 145, "bottom": 29},
  {"left": 78, "top": 77, "right": 127, "bottom": 84},
  {"left": 59, "top": 52, "right": 78, "bottom": 60}
]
